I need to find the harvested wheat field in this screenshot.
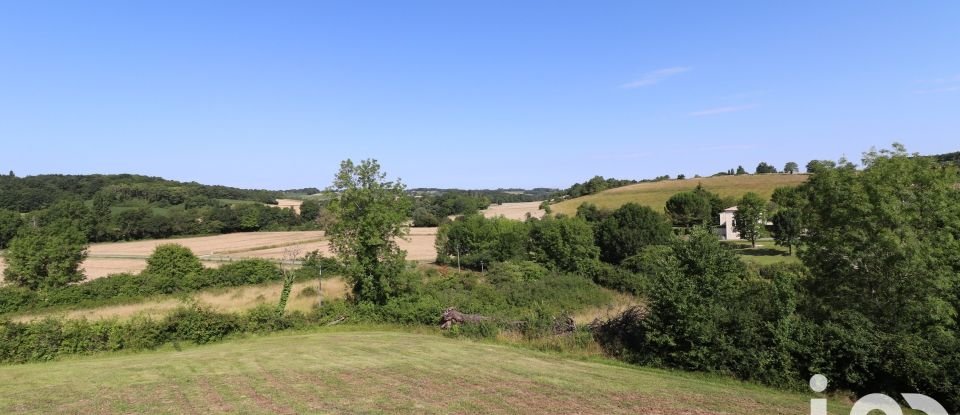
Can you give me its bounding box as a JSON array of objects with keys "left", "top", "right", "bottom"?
[
  {"left": 87, "top": 231, "right": 326, "bottom": 258},
  {"left": 21, "top": 229, "right": 439, "bottom": 282},
  {"left": 551, "top": 174, "right": 809, "bottom": 216},
  {"left": 273, "top": 198, "right": 303, "bottom": 214},
  {"left": 205, "top": 228, "right": 438, "bottom": 261},
  {"left": 480, "top": 201, "right": 544, "bottom": 220}
]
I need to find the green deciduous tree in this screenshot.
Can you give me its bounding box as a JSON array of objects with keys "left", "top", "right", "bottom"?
[
  {"left": 733, "top": 192, "right": 766, "bottom": 248},
  {"left": 770, "top": 209, "right": 802, "bottom": 254},
  {"left": 736, "top": 165, "right": 747, "bottom": 175},
  {"left": 2, "top": 224, "right": 88, "bottom": 290},
  {"left": 0, "top": 209, "right": 21, "bottom": 249},
  {"left": 595, "top": 203, "right": 674, "bottom": 264},
  {"left": 783, "top": 162, "right": 799, "bottom": 174},
  {"left": 805, "top": 159, "right": 836, "bottom": 173},
  {"left": 299, "top": 199, "right": 321, "bottom": 223},
  {"left": 755, "top": 162, "right": 778, "bottom": 174},
  {"left": 144, "top": 244, "right": 204, "bottom": 279},
  {"left": 665, "top": 191, "right": 712, "bottom": 228},
  {"left": 435, "top": 214, "right": 527, "bottom": 269},
  {"left": 327, "top": 159, "right": 413, "bottom": 304},
  {"left": 526, "top": 216, "right": 599, "bottom": 272},
  {"left": 769, "top": 186, "right": 805, "bottom": 254},
  {"left": 796, "top": 144, "right": 960, "bottom": 408}
]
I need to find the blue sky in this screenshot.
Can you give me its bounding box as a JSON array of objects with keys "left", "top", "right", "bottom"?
[{"left": 1, "top": 1, "right": 957, "bottom": 189}]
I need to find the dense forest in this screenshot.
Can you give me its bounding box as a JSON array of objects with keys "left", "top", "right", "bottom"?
[{"left": 0, "top": 173, "right": 288, "bottom": 213}]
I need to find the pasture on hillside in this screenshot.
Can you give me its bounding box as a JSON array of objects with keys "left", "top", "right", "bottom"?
[
  {"left": 0, "top": 330, "right": 846, "bottom": 414},
  {"left": 551, "top": 174, "right": 808, "bottom": 215}
]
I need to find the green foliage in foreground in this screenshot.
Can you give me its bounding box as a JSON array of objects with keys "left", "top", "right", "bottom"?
[
  {"left": 327, "top": 159, "right": 413, "bottom": 304},
  {"left": 0, "top": 265, "right": 610, "bottom": 365},
  {"left": 0, "top": 258, "right": 286, "bottom": 315},
  {"left": 2, "top": 223, "right": 88, "bottom": 290},
  {"left": 594, "top": 145, "right": 960, "bottom": 412},
  {"left": 0, "top": 331, "right": 847, "bottom": 414}
]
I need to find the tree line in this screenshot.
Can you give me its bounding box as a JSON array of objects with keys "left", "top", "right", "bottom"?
[{"left": 0, "top": 173, "right": 292, "bottom": 213}]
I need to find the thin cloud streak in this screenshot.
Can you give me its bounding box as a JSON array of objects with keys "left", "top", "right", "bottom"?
[
  {"left": 913, "top": 73, "right": 960, "bottom": 93},
  {"left": 914, "top": 85, "right": 960, "bottom": 94},
  {"left": 689, "top": 104, "right": 756, "bottom": 116},
  {"left": 621, "top": 66, "right": 691, "bottom": 88}
]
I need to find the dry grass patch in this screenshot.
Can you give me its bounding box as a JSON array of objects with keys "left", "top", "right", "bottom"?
[{"left": 572, "top": 291, "right": 645, "bottom": 325}]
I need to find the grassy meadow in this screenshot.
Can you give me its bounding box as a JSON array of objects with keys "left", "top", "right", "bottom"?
[
  {"left": 551, "top": 174, "right": 808, "bottom": 215},
  {"left": 0, "top": 330, "right": 847, "bottom": 414}
]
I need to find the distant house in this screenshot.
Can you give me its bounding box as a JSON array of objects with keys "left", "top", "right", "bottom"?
[
  {"left": 718, "top": 206, "right": 740, "bottom": 240},
  {"left": 717, "top": 205, "right": 772, "bottom": 241}
]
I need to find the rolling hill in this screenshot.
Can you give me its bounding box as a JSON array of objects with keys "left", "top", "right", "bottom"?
[
  {"left": 551, "top": 174, "right": 809, "bottom": 216},
  {"left": 0, "top": 330, "right": 842, "bottom": 414}
]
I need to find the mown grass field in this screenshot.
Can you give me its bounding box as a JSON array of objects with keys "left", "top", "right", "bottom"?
[
  {"left": 551, "top": 174, "right": 809, "bottom": 215},
  {"left": 723, "top": 240, "right": 801, "bottom": 266},
  {"left": 0, "top": 330, "right": 846, "bottom": 414}
]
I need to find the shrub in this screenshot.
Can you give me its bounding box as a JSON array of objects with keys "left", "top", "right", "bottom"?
[
  {"left": 144, "top": 244, "right": 204, "bottom": 280},
  {"left": 164, "top": 304, "right": 241, "bottom": 344},
  {"left": 486, "top": 261, "right": 549, "bottom": 283},
  {"left": 594, "top": 203, "right": 674, "bottom": 264}
]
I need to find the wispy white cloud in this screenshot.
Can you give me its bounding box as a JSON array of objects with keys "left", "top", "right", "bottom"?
[
  {"left": 914, "top": 85, "right": 960, "bottom": 94},
  {"left": 913, "top": 73, "right": 960, "bottom": 93},
  {"left": 689, "top": 104, "right": 756, "bottom": 116},
  {"left": 719, "top": 90, "right": 768, "bottom": 101},
  {"left": 621, "top": 67, "right": 691, "bottom": 89}
]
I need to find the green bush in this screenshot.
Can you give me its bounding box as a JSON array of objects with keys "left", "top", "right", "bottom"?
[
  {"left": 144, "top": 244, "right": 203, "bottom": 280},
  {"left": 164, "top": 304, "right": 240, "bottom": 344},
  {"left": 0, "top": 259, "right": 284, "bottom": 315},
  {"left": 486, "top": 261, "right": 549, "bottom": 283}
]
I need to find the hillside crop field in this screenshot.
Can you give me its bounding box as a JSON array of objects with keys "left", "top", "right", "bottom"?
[
  {"left": 0, "top": 330, "right": 843, "bottom": 414},
  {"left": 481, "top": 201, "right": 545, "bottom": 220},
  {"left": 551, "top": 174, "right": 809, "bottom": 215},
  {"left": 0, "top": 229, "right": 438, "bottom": 280}
]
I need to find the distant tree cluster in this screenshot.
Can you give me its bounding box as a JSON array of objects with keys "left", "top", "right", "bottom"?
[
  {"left": 664, "top": 184, "right": 737, "bottom": 228},
  {"left": 713, "top": 161, "right": 800, "bottom": 176},
  {"left": 410, "top": 191, "right": 492, "bottom": 227}
]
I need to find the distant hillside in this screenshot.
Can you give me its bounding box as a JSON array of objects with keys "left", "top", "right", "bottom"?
[
  {"left": 551, "top": 174, "right": 809, "bottom": 215},
  {"left": 0, "top": 173, "right": 288, "bottom": 213},
  {"left": 408, "top": 188, "right": 557, "bottom": 203},
  {"left": 932, "top": 151, "right": 960, "bottom": 166}
]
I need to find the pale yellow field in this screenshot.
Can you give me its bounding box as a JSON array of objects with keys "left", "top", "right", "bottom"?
[
  {"left": 274, "top": 198, "right": 303, "bottom": 214},
  {"left": 0, "top": 229, "right": 440, "bottom": 282},
  {"left": 552, "top": 174, "right": 809, "bottom": 215},
  {"left": 0, "top": 203, "right": 538, "bottom": 282},
  {"left": 480, "top": 201, "right": 544, "bottom": 220},
  {"left": 87, "top": 231, "right": 326, "bottom": 257}
]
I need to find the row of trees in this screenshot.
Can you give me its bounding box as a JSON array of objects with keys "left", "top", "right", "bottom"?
[{"left": 717, "top": 161, "right": 802, "bottom": 176}]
